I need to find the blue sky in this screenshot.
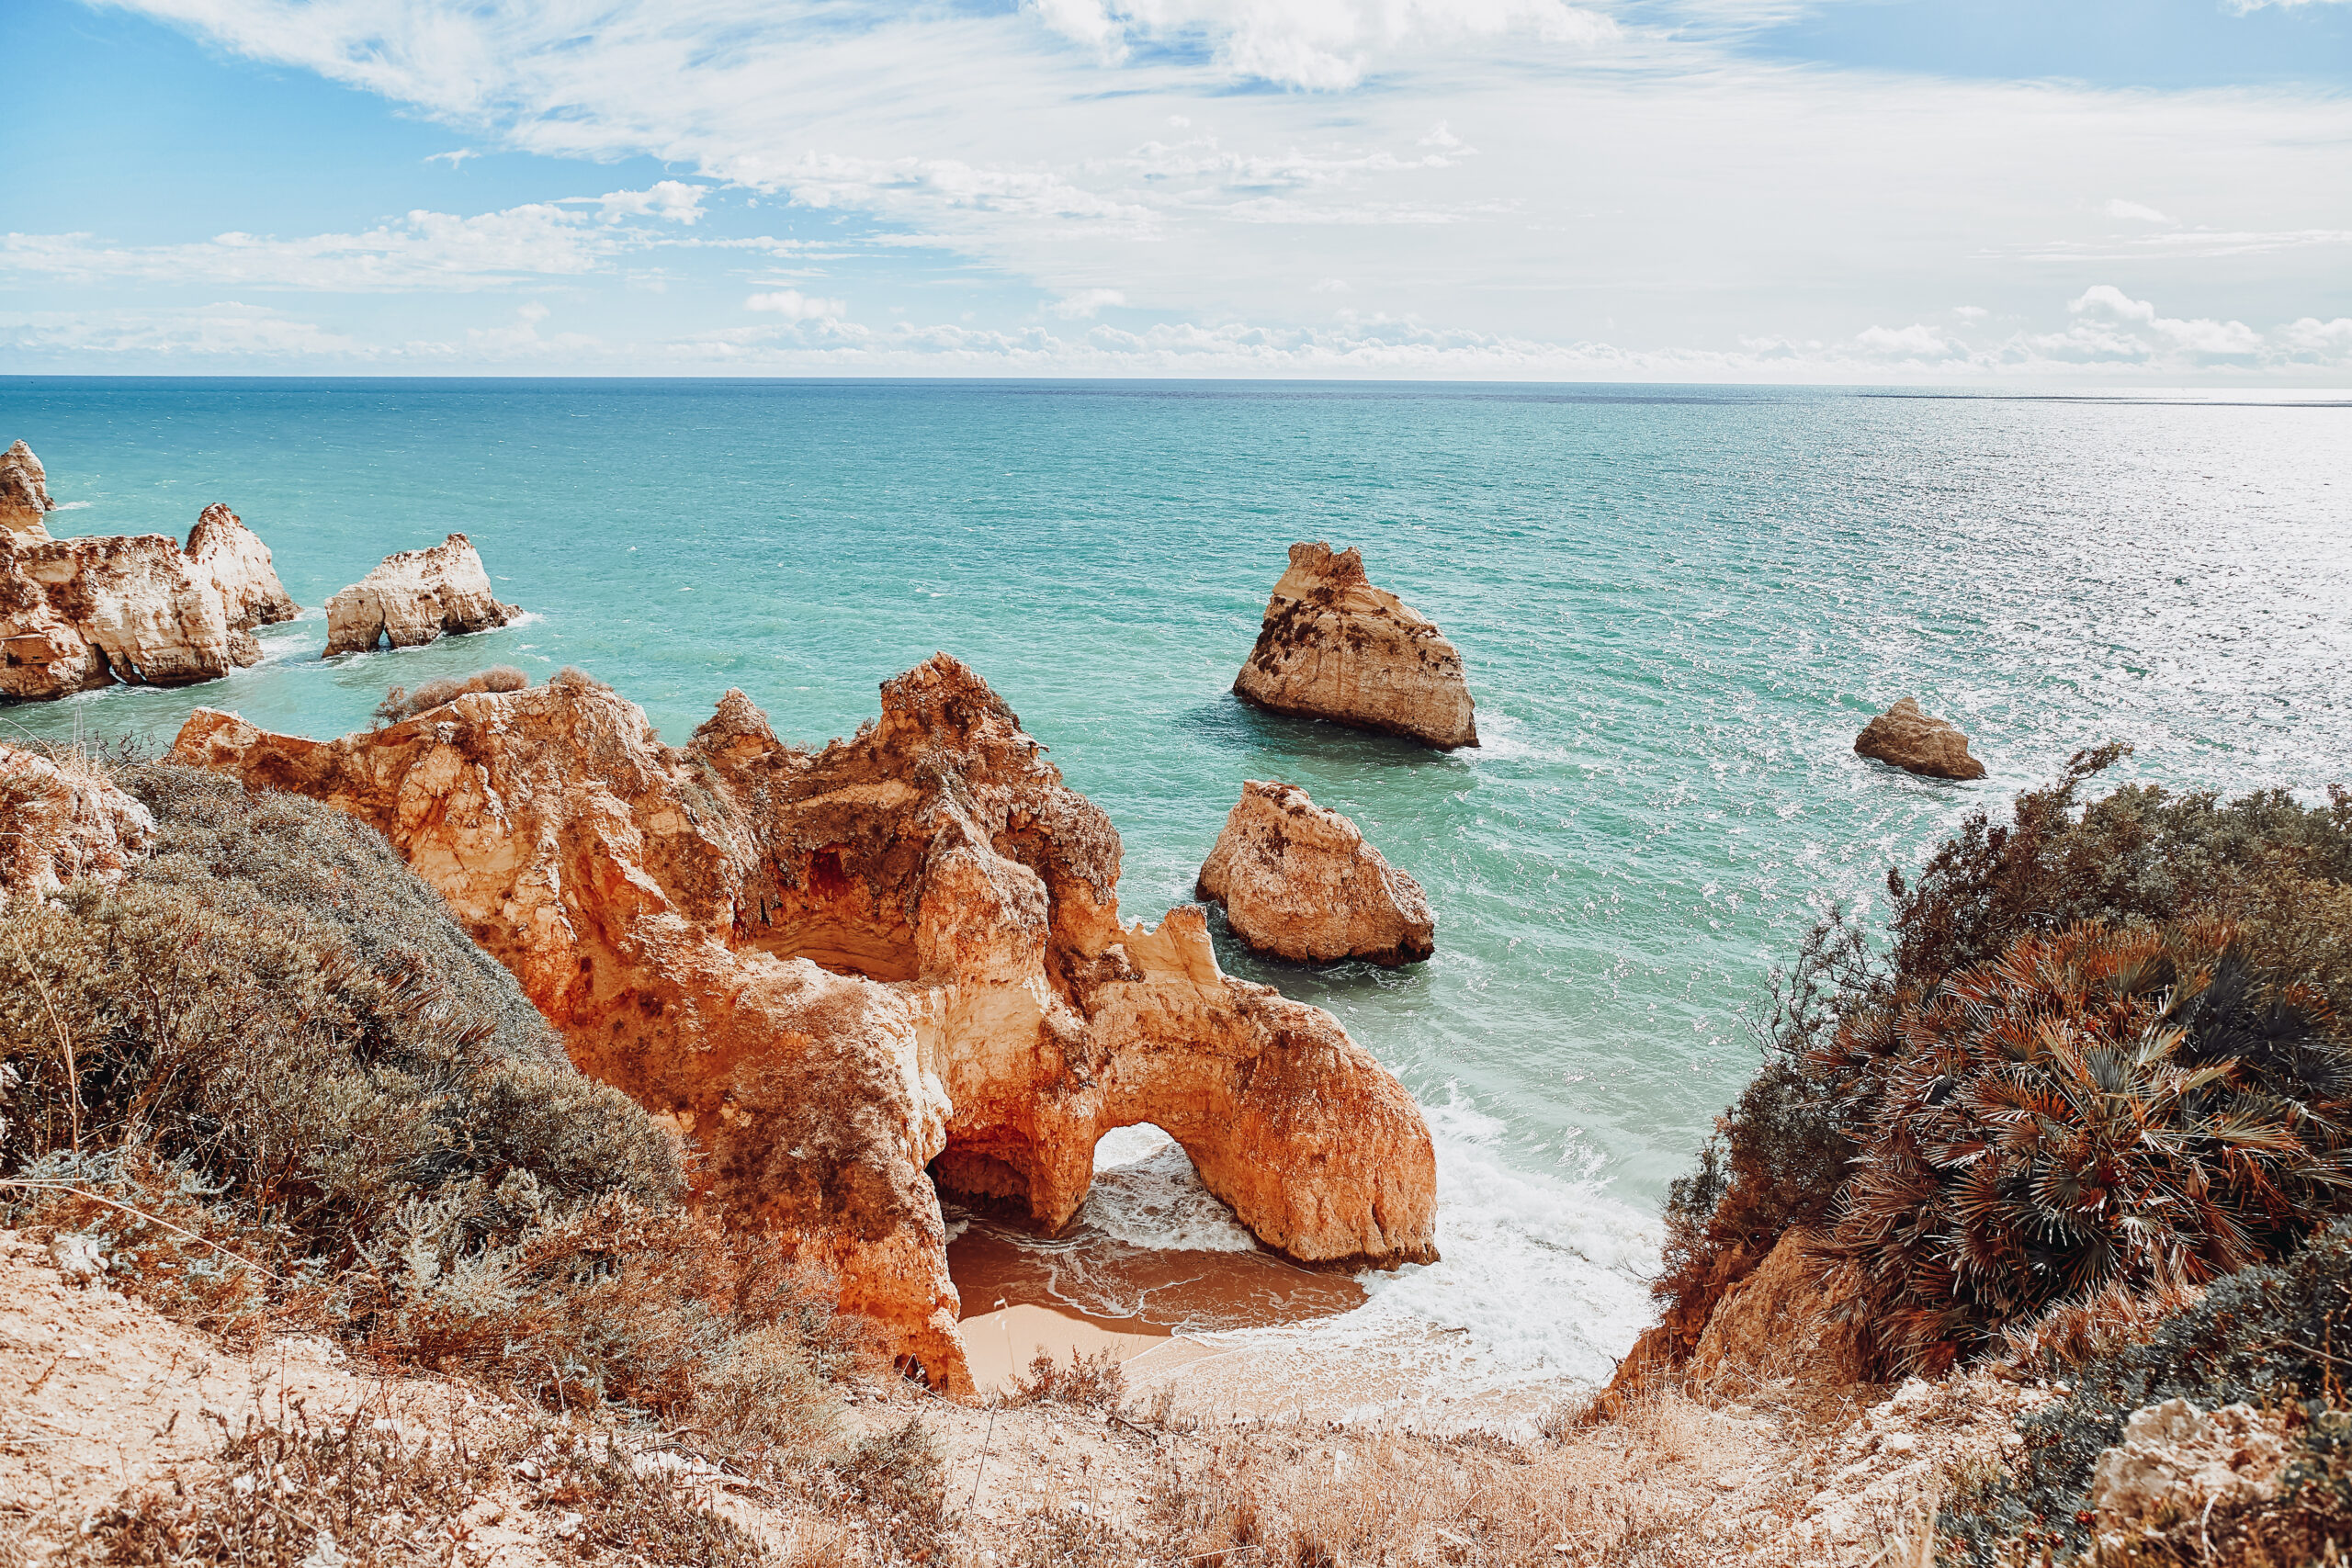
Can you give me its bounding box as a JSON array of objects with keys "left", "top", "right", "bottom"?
[{"left": 4, "top": 0, "right": 2348, "bottom": 379}]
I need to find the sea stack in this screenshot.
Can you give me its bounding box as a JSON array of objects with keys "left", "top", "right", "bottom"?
[
  {"left": 1, "top": 441, "right": 57, "bottom": 538},
  {"left": 1, "top": 503, "right": 298, "bottom": 702},
  {"left": 186, "top": 503, "right": 300, "bottom": 661},
  {"left": 1854, "top": 697, "right": 1988, "bottom": 780},
  {"left": 323, "top": 533, "right": 517, "bottom": 656},
  {"left": 1233, "top": 541, "right": 1477, "bottom": 750},
  {"left": 1196, "top": 780, "right": 1435, "bottom": 966},
  {"left": 168, "top": 655, "right": 1440, "bottom": 1392}
]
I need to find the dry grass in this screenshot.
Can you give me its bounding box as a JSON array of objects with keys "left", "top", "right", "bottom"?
[
  {"left": 75, "top": 1396, "right": 784, "bottom": 1568},
  {"left": 373, "top": 666, "right": 528, "bottom": 727},
  {"left": 1142, "top": 1390, "right": 1795, "bottom": 1568},
  {"left": 1001, "top": 1349, "right": 1127, "bottom": 1413}
]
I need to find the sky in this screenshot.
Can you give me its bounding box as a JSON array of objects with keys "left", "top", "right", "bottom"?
[{"left": 4, "top": 0, "right": 2350, "bottom": 380}]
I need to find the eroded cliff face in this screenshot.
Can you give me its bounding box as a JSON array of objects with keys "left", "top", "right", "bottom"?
[
  {"left": 1197, "top": 780, "right": 1434, "bottom": 965},
  {"left": 1, "top": 441, "right": 57, "bottom": 539},
  {"left": 323, "top": 534, "right": 516, "bottom": 656},
  {"left": 0, "top": 505, "right": 297, "bottom": 702},
  {"left": 1233, "top": 542, "right": 1478, "bottom": 750},
  {"left": 186, "top": 503, "right": 300, "bottom": 660},
  {"left": 168, "top": 656, "right": 1439, "bottom": 1391}
]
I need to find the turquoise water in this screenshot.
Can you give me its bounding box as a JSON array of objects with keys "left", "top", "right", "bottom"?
[{"left": 6, "top": 378, "right": 2348, "bottom": 1398}]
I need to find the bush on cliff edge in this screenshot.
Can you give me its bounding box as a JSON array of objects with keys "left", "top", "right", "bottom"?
[
  {"left": 1657, "top": 748, "right": 2352, "bottom": 1379},
  {"left": 0, "top": 761, "right": 859, "bottom": 1444}
]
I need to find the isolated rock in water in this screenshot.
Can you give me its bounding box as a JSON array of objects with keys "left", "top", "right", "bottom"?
[
  {"left": 2, "top": 533, "right": 251, "bottom": 701},
  {"left": 169, "top": 655, "right": 1440, "bottom": 1392},
  {"left": 1233, "top": 542, "right": 1477, "bottom": 750},
  {"left": 322, "top": 533, "right": 516, "bottom": 656},
  {"left": 1196, "top": 780, "right": 1434, "bottom": 965},
  {"left": 2090, "top": 1399, "right": 2290, "bottom": 1531},
  {"left": 185, "top": 503, "right": 299, "bottom": 661},
  {"left": 0, "top": 744, "right": 156, "bottom": 898},
  {"left": 1, "top": 441, "right": 57, "bottom": 539},
  {"left": 1854, "top": 698, "right": 1987, "bottom": 780}
]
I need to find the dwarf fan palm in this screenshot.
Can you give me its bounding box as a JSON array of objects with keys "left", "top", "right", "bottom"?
[{"left": 1814, "top": 920, "right": 2349, "bottom": 1373}]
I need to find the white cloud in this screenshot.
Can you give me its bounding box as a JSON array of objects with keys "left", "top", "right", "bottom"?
[
  {"left": 23, "top": 1, "right": 2352, "bottom": 380},
  {"left": 1311, "top": 277, "right": 1353, "bottom": 294},
  {"left": 13, "top": 285, "right": 2346, "bottom": 379},
  {"left": 1047, "top": 288, "right": 1125, "bottom": 318},
  {"left": 0, "top": 302, "right": 373, "bottom": 360},
  {"left": 0, "top": 197, "right": 709, "bottom": 291},
  {"left": 2102, "top": 198, "right": 2174, "bottom": 223},
  {"left": 594, "top": 181, "right": 708, "bottom": 224},
  {"left": 745, "top": 288, "right": 846, "bottom": 320},
  {"left": 1022, "top": 0, "right": 1613, "bottom": 89},
  {"left": 424, "top": 148, "right": 479, "bottom": 168},
  {"left": 1852, "top": 322, "right": 1963, "bottom": 361}
]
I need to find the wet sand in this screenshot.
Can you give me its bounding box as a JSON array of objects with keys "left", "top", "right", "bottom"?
[{"left": 948, "top": 1219, "right": 1370, "bottom": 1396}]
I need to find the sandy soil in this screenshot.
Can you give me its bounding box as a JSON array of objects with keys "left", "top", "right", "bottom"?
[{"left": 6, "top": 1228, "right": 2055, "bottom": 1568}]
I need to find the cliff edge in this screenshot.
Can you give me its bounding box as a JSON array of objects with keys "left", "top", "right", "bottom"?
[{"left": 168, "top": 655, "right": 1440, "bottom": 1391}]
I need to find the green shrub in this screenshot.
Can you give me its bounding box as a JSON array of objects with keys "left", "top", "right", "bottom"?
[
  {"left": 1946, "top": 1217, "right": 2352, "bottom": 1565},
  {"left": 1652, "top": 749, "right": 2352, "bottom": 1377},
  {"left": 1, "top": 765, "right": 673, "bottom": 1240},
  {"left": 2, "top": 761, "right": 861, "bottom": 1438},
  {"left": 1816, "top": 920, "right": 2349, "bottom": 1372}
]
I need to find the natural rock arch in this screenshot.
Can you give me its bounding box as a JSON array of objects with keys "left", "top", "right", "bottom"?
[{"left": 170, "top": 655, "right": 1438, "bottom": 1391}]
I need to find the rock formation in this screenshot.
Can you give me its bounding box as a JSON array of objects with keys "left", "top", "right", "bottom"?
[
  {"left": 1597, "top": 1231, "right": 1867, "bottom": 1416},
  {"left": 323, "top": 534, "right": 516, "bottom": 657},
  {"left": 1, "top": 506, "right": 299, "bottom": 702},
  {"left": 1196, "top": 780, "right": 1435, "bottom": 965},
  {"left": 2090, "top": 1399, "right": 2290, "bottom": 1536},
  {"left": 186, "top": 503, "right": 300, "bottom": 661},
  {"left": 1, "top": 441, "right": 57, "bottom": 538},
  {"left": 1233, "top": 542, "right": 1477, "bottom": 750},
  {"left": 1852, "top": 698, "right": 1987, "bottom": 780},
  {"left": 168, "top": 655, "right": 1439, "bottom": 1392},
  {"left": 0, "top": 744, "right": 156, "bottom": 899},
  {"left": 1679, "top": 1233, "right": 1868, "bottom": 1392}
]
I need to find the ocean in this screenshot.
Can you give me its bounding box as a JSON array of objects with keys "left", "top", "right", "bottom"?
[{"left": 5, "top": 378, "right": 2347, "bottom": 1414}]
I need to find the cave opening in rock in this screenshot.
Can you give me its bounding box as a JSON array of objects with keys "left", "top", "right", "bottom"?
[
  {"left": 942, "top": 1121, "right": 1370, "bottom": 1336},
  {"left": 740, "top": 842, "right": 921, "bottom": 981}
]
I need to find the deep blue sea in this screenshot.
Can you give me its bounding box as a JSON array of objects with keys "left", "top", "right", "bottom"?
[{"left": 5, "top": 378, "right": 2347, "bottom": 1405}]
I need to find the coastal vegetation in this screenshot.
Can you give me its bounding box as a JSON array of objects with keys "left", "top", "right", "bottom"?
[
  {"left": 372, "top": 663, "right": 529, "bottom": 726},
  {"left": 11, "top": 715, "right": 2350, "bottom": 1565},
  {"left": 1648, "top": 745, "right": 2352, "bottom": 1559},
  {"left": 0, "top": 747, "right": 937, "bottom": 1552}
]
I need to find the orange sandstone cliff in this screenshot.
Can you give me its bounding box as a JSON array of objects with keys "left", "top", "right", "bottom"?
[{"left": 168, "top": 656, "right": 1439, "bottom": 1391}]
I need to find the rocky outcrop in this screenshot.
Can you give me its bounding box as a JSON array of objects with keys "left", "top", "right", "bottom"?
[
  {"left": 1681, "top": 1232, "right": 1868, "bottom": 1392},
  {"left": 1233, "top": 543, "right": 1477, "bottom": 750},
  {"left": 323, "top": 534, "right": 515, "bottom": 656},
  {"left": 1598, "top": 1231, "right": 1866, "bottom": 1415},
  {"left": 185, "top": 503, "right": 299, "bottom": 660},
  {"left": 1196, "top": 780, "right": 1434, "bottom": 965},
  {"left": 1, "top": 506, "right": 298, "bottom": 702},
  {"left": 6, "top": 536, "right": 240, "bottom": 700},
  {"left": 1853, "top": 698, "right": 1986, "bottom": 781},
  {"left": 168, "top": 655, "right": 1439, "bottom": 1392},
  {"left": 2090, "top": 1399, "right": 2290, "bottom": 1536},
  {"left": 0, "top": 744, "right": 155, "bottom": 898},
  {"left": 1, "top": 441, "right": 56, "bottom": 539}
]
